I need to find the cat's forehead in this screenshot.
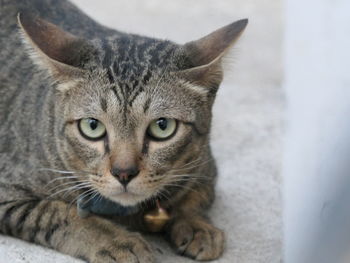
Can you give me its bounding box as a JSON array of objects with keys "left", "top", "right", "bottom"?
[
  {"left": 95, "top": 35, "right": 178, "bottom": 82},
  {"left": 100, "top": 72, "right": 194, "bottom": 121},
  {"left": 67, "top": 35, "right": 197, "bottom": 128},
  {"left": 88, "top": 35, "right": 178, "bottom": 107}
]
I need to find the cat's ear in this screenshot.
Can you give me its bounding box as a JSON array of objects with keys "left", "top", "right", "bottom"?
[
  {"left": 176, "top": 19, "right": 248, "bottom": 93},
  {"left": 17, "top": 13, "right": 91, "bottom": 90}
]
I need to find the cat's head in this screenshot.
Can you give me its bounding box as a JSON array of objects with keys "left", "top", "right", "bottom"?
[{"left": 18, "top": 13, "right": 247, "bottom": 206}]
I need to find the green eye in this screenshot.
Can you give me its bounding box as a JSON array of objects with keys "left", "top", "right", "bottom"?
[
  {"left": 147, "top": 118, "right": 177, "bottom": 140},
  {"left": 78, "top": 118, "right": 106, "bottom": 140}
]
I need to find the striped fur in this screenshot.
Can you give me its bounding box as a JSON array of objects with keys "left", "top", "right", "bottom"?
[{"left": 0, "top": 0, "right": 247, "bottom": 262}]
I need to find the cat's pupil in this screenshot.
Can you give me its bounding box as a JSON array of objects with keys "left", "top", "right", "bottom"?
[
  {"left": 157, "top": 118, "right": 167, "bottom": 130},
  {"left": 89, "top": 119, "right": 98, "bottom": 130}
]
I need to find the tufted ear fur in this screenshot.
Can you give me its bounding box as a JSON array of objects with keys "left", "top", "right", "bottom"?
[
  {"left": 17, "top": 13, "right": 93, "bottom": 90},
  {"left": 177, "top": 19, "right": 248, "bottom": 93}
]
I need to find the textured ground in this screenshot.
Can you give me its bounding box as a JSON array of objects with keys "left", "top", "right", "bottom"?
[{"left": 0, "top": 0, "right": 283, "bottom": 262}]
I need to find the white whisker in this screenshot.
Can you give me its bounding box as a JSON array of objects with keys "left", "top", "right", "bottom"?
[
  {"left": 48, "top": 179, "right": 91, "bottom": 193},
  {"left": 62, "top": 182, "right": 92, "bottom": 198},
  {"left": 48, "top": 182, "right": 91, "bottom": 199},
  {"left": 45, "top": 175, "right": 81, "bottom": 186},
  {"left": 169, "top": 158, "right": 213, "bottom": 172},
  {"left": 38, "top": 168, "right": 77, "bottom": 174}
]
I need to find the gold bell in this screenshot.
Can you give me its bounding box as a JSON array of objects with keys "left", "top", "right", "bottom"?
[{"left": 144, "top": 200, "right": 170, "bottom": 232}]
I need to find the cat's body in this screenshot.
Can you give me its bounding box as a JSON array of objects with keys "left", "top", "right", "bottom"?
[{"left": 0, "top": 0, "right": 247, "bottom": 262}]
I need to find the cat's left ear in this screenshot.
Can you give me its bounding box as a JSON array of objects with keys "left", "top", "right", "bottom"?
[
  {"left": 176, "top": 19, "right": 248, "bottom": 93},
  {"left": 17, "top": 13, "right": 92, "bottom": 91}
]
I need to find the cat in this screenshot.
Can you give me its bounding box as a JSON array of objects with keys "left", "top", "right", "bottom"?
[{"left": 0, "top": 0, "right": 247, "bottom": 262}]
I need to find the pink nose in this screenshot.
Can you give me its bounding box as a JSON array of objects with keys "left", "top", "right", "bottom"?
[{"left": 110, "top": 166, "right": 140, "bottom": 186}]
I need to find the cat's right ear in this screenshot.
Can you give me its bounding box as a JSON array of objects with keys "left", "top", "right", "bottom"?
[
  {"left": 17, "top": 13, "right": 92, "bottom": 91},
  {"left": 176, "top": 19, "right": 248, "bottom": 94}
]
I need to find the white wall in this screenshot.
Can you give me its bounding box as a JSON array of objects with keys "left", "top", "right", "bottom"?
[{"left": 284, "top": 0, "right": 350, "bottom": 262}]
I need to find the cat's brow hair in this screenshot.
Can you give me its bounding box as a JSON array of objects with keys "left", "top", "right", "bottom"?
[{"left": 98, "top": 36, "right": 177, "bottom": 110}]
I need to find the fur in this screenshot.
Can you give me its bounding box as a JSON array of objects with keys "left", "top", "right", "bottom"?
[{"left": 0, "top": 0, "right": 247, "bottom": 262}]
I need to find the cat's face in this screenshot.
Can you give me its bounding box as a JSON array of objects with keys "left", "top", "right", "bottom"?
[
  {"left": 18, "top": 13, "right": 247, "bottom": 206},
  {"left": 59, "top": 69, "right": 210, "bottom": 206}
]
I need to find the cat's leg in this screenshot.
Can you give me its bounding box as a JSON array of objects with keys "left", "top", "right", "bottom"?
[
  {"left": 166, "top": 184, "right": 225, "bottom": 261},
  {"left": 0, "top": 198, "right": 154, "bottom": 263}
]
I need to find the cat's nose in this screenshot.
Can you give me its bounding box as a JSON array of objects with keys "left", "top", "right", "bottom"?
[{"left": 110, "top": 166, "right": 140, "bottom": 187}]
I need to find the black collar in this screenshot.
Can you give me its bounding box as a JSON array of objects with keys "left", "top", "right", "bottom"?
[{"left": 77, "top": 194, "right": 140, "bottom": 218}]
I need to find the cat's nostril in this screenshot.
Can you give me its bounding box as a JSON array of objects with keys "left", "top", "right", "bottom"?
[{"left": 110, "top": 166, "right": 140, "bottom": 186}]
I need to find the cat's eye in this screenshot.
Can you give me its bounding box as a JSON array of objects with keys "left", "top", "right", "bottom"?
[
  {"left": 147, "top": 118, "right": 177, "bottom": 140},
  {"left": 78, "top": 118, "right": 106, "bottom": 140}
]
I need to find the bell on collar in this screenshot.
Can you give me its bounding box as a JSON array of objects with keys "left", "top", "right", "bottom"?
[{"left": 144, "top": 200, "right": 170, "bottom": 232}]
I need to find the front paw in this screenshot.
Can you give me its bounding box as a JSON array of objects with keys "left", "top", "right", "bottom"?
[
  {"left": 168, "top": 217, "right": 225, "bottom": 261},
  {"left": 92, "top": 233, "right": 155, "bottom": 263}
]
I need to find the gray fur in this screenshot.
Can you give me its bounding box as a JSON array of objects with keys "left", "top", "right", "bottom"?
[{"left": 0, "top": 0, "right": 247, "bottom": 262}]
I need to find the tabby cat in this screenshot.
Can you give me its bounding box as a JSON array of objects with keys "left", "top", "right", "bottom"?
[{"left": 0, "top": 0, "right": 247, "bottom": 262}]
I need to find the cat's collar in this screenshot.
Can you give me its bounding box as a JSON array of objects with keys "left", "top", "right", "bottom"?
[
  {"left": 77, "top": 194, "right": 171, "bottom": 232},
  {"left": 77, "top": 194, "right": 139, "bottom": 218}
]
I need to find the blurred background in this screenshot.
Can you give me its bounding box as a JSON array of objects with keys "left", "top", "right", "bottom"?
[
  {"left": 2, "top": 0, "right": 349, "bottom": 262},
  {"left": 284, "top": 0, "right": 350, "bottom": 262}
]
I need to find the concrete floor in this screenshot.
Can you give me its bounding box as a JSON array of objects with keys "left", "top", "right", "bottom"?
[{"left": 0, "top": 0, "right": 283, "bottom": 262}]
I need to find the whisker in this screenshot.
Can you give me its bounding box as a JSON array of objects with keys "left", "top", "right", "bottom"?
[
  {"left": 47, "top": 182, "right": 91, "bottom": 199},
  {"left": 157, "top": 172, "right": 212, "bottom": 186},
  {"left": 67, "top": 187, "right": 96, "bottom": 215},
  {"left": 173, "top": 143, "right": 210, "bottom": 169},
  {"left": 48, "top": 179, "right": 91, "bottom": 193},
  {"left": 61, "top": 182, "right": 92, "bottom": 198},
  {"left": 166, "top": 173, "right": 211, "bottom": 180},
  {"left": 165, "top": 177, "right": 210, "bottom": 189},
  {"left": 169, "top": 158, "right": 213, "bottom": 172},
  {"left": 94, "top": 192, "right": 103, "bottom": 206},
  {"left": 38, "top": 168, "right": 77, "bottom": 174},
  {"left": 38, "top": 167, "right": 96, "bottom": 175},
  {"left": 159, "top": 173, "right": 210, "bottom": 198},
  {"left": 155, "top": 188, "right": 171, "bottom": 202},
  {"left": 178, "top": 156, "right": 203, "bottom": 169},
  {"left": 45, "top": 175, "right": 82, "bottom": 186},
  {"left": 166, "top": 179, "right": 211, "bottom": 187},
  {"left": 83, "top": 189, "right": 100, "bottom": 205},
  {"left": 160, "top": 181, "right": 207, "bottom": 200}
]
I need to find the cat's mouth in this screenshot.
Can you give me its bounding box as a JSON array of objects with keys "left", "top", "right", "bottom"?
[{"left": 93, "top": 171, "right": 156, "bottom": 206}]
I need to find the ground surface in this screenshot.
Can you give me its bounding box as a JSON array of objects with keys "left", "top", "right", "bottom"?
[{"left": 0, "top": 0, "right": 283, "bottom": 262}]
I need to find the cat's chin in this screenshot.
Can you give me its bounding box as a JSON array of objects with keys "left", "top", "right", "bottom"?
[{"left": 107, "top": 191, "right": 148, "bottom": 207}]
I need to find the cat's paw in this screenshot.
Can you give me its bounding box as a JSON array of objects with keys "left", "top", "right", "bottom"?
[
  {"left": 92, "top": 233, "right": 155, "bottom": 263},
  {"left": 168, "top": 217, "right": 225, "bottom": 261}
]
